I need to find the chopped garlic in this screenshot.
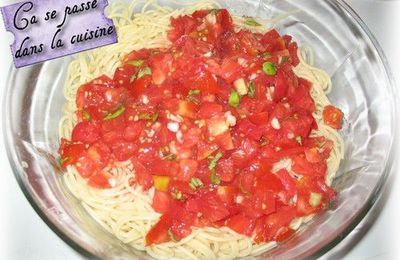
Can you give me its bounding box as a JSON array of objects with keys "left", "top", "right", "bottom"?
[
  {"left": 141, "top": 95, "right": 149, "bottom": 104},
  {"left": 235, "top": 195, "right": 244, "bottom": 204},
  {"left": 224, "top": 111, "right": 237, "bottom": 127},
  {"left": 167, "top": 122, "right": 179, "bottom": 132},
  {"left": 271, "top": 117, "right": 281, "bottom": 130}
]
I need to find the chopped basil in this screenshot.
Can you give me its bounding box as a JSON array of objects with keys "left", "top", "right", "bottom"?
[
  {"left": 189, "top": 177, "right": 204, "bottom": 190},
  {"left": 208, "top": 151, "right": 223, "bottom": 170},
  {"left": 188, "top": 89, "right": 201, "bottom": 97},
  {"left": 248, "top": 81, "right": 255, "bottom": 98},
  {"left": 209, "top": 9, "right": 218, "bottom": 15},
  {"left": 244, "top": 17, "right": 261, "bottom": 27},
  {"left": 129, "top": 74, "right": 136, "bottom": 83},
  {"left": 262, "top": 61, "right": 277, "bottom": 76},
  {"left": 281, "top": 56, "right": 289, "bottom": 63},
  {"left": 168, "top": 229, "right": 178, "bottom": 242},
  {"left": 228, "top": 91, "right": 240, "bottom": 108},
  {"left": 126, "top": 59, "right": 144, "bottom": 67},
  {"left": 82, "top": 111, "right": 91, "bottom": 121},
  {"left": 210, "top": 169, "right": 221, "bottom": 185},
  {"left": 59, "top": 156, "right": 70, "bottom": 165},
  {"left": 138, "top": 111, "right": 159, "bottom": 123},
  {"left": 104, "top": 106, "right": 125, "bottom": 121},
  {"left": 137, "top": 67, "right": 152, "bottom": 79},
  {"left": 295, "top": 136, "right": 303, "bottom": 145},
  {"left": 162, "top": 153, "right": 177, "bottom": 161}
]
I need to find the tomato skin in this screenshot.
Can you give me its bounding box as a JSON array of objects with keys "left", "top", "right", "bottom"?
[
  {"left": 88, "top": 172, "right": 110, "bottom": 188},
  {"left": 71, "top": 121, "right": 101, "bottom": 144},
  {"left": 323, "top": 105, "right": 344, "bottom": 129},
  {"left": 199, "top": 192, "right": 231, "bottom": 223}
]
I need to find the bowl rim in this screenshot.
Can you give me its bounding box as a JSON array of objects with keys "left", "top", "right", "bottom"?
[{"left": 2, "top": 0, "right": 398, "bottom": 258}]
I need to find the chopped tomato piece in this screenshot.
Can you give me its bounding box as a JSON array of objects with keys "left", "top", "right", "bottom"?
[
  {"left": 152, "top": 191, "right": 172, "bottom": 214},
  {"left": 323, "top": 105, "right": 344, "bottom": 129}
]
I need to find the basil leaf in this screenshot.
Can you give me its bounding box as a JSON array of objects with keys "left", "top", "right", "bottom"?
[
  {"left": 126, "top": 59, "right": 144, "bottom": 67},
  {"left": 137, "top": 67, "right": 152, "bottom": 79},
  {"left": 208, "top": 152, "right": 223, "bottom": 170},
  {"left": 248, "top": 81, "right": 255, "bottom": 98},
  {"left": 244, "top": 18, "right": 261, "bottom": 27},
  {"left": 82, "top": 111, "right": 91, "bottom": 121},
  {"left": 104, "top": 106, "right": 125, "bottom": 121},
  {"left": 189, "top": 177, "right": 204, "bottom": 190},
  {"left": 210, "top": 169, "right": 221, "bottom": 185}
]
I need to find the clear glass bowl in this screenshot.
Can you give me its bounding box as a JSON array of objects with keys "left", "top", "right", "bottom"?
[{"left": 3, "top": 0, "right": 397, "bottom": 259}]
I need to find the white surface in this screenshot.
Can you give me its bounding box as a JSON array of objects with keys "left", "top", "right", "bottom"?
[{"left": 0, "top": 1, "right": 399, "bottom": 259}]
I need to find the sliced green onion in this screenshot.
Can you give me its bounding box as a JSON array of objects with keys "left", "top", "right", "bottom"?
[
  {"left": 248, "top": 81, "right": 255, "bottom": 98},
  {"left": 126, "top": 59, "right": 144, "bottom": 67},
  {"left": 208, "top": 151, "right": 223, "bottom": 170},
  {"left": 262, "top": 61, "right": 277, "bottom": 76},
  {"left": 104, "top": 106, "right": 125, "bottom": 121},
  {"left": 309, "top": 192, "right": 322, "bottom": 207},
  {"left": 168, "top": 229, "right": 178, "bottom": 242},
  {"left": 244, "top": 17, "right": 261, "bottom": 27},
  {"left": 210, "top": 169, "right": 221, "bottom": 185},
  {"left": 137, "top": 67, "right": 152, "bottom": 79},
  {"left": 82, "top": 111, "right": 91, "bottom": 121},
  {"left": 189, "top": 177, "right": 204, "bottom": 190},
  {"left": 228, "top": 91, "right": 240, "bottom": 108}
]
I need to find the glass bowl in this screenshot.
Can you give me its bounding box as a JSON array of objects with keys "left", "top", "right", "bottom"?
[{"left": 3, "top": 0, "right": 397, "bottom": 259}]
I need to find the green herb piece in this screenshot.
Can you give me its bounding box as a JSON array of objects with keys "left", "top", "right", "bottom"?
[
  {"left": 281, "top": 56, "right": 289, "bottom": 63},
  {"left": 104, "top": 106, "right": 126, "bottom": 121},
  {"left": 189, "top": 177, "right": 204, "bottom": 190},
  {"left": 126, "top": 59, "right": 144, "bottom": 67},
  {"left": 137, "top": 67, "right": 152, "bottom": 79},
  {"left": 228, "top": 91, "right": 240, "bottom": 108},
  {"left": 210, "top": 169, "right": 221, "bottom": 185},
  {"left": 248, "top": 81, "right": 255, "bottom": 98},
  {"left": 162, "top": 153, "right": 177, "bottom": 161},
  {"left": 262, "top": 61, "right": 277, "bottom": 76},
  {"left": 209, "top": 9, "right": 218, "bottom": 15},
  {"left": 138, "top": 111, "right": 159, "bottom": 123},
  {"left": 188, "top": 89, "right": 201, "bottom": 97},
  {"left": 168, "top": 229, "right": 178, "bottom": 242},
  {"left": 208, "top": 151, "right": 223, "bottom": 170},
  {"left": 295, "top": 136, "right": 303, "bottom": 145},
  {"left": 244, "top": 17, "right": 261, "bottom": 27},
  {"left": 82, "top": 111, "right": 91, "bottom": 121},
  {"left": 59, "top": 156, "right": 70, "bottom": 166},
  {"left": 129, "top": 74, "right": 136, "bottom": 83},
  {"left": 171, "top": 190, "right": 183, "bottom": 200}
]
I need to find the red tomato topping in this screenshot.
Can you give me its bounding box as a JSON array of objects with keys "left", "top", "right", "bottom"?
[{"left": 59, "top": 9, "right": 339, "bottom": 246}]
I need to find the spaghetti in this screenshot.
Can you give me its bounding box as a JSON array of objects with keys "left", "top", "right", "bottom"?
[{"left": 59, "top": 1, "right": 344, "bottom": 259}]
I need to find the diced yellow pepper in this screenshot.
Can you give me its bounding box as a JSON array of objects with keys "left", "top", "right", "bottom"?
[{"left": 153, "top": 176, "right": 170, "bottom": 192}]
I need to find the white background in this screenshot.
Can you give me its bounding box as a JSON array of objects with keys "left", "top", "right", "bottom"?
[{"left": 0, "top": 0, "right": 399, "bottom": 259}]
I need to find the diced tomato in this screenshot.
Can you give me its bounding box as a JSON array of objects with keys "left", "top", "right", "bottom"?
[
  {"left": 129, "top": 75, "right": 152, "bottom": 98},
  {"left": 145, "top": 214, "right": 172, "bottom": 245},
  {"left": 152, "top": 191, "right": 172, "bottom": 214},
  {"left": 226, "top": 214, "right": 255, "bottom": 236},
  {"left": 168, "top": 15, "right": 198, "bottom": 42},
  {"left": 178, "top": 160, "right": 198, "bottom": 181},
  {"left": 219, "top": 58, "right": 242, "bottom": 83},
  {"left": 131, "top": 159, "right": 154, "bottom": 190},
  {"left": 215, "top": 158, "right": 235, "bottom": 182},
  {"left": 113, "top": 65, "right": 138, "bottom": 89},
  {"left": 217, "top": 186, "right": 237, "bottom": 204},
  {"left": 199, "top": 192, "right": 230, "bottom": 222},
  {"left": 177, "top": 100, "right": 197, "bottom": 118},
  {"left": 197, "top": 102, "right": 223, "bottom": 118},
  {"left": 323, "top": 105, "right": 344, "bottom": 129},
  {"left": 274, "top": 70, "right": 288, "bottom": 101},
  {"left": 248, "top": 112, "right": 269, "bottom": 126},
  {"left": 214, "top": 131, "right": 235, "bottom": 151},
  {"left": 88, "top": 172, "right": 110, "bottom": 188}
]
